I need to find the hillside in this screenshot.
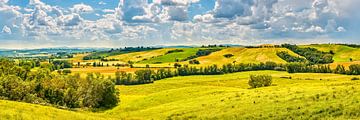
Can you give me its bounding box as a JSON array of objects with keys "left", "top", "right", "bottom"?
[
  {"left": 105, "top": 48, "right": 175, "bottom": 63},
  {"left": 138, "top": 48, "right": 201, "bottom": 64},
  {"left": 300, "top": 44, "right": 360, "bottom": 62},
  {"left": 191, "top": 48, "right": 301, "bottom": 66},
  {"left": 1, "top": 71, "right": 360, "bottom": 119}
]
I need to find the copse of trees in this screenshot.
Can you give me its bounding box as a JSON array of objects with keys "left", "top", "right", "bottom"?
[
  {"left": 276, "top": 51, "right": 307, "bottom": 63},
  {"left": 281, "top": 44, "right": 334, "bottom": 64},
  {"left": 52, "top": 60, "right": 72, "bottom": 69},
  {"left": 0, "top": 58, "right": 118, "bottom": 109}
]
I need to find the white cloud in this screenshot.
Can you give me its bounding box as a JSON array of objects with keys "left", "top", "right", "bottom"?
[
  {"left": 98, "top": 1, "right": 106, "bottom": 5},
  {"left": 71, "top": 3, "right": 94, "bottom": 14},
  {"left": 102, "top": 9, "right": 115, "bottom": 13},
  {"left": 154, "top": 0, "right": 200, "bottom": 6},
  {"left": 1, "top": 25, "right": 11, "bottom": 34}
]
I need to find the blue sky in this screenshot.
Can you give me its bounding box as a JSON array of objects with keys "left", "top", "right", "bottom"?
[{"left": 0, "top": 0, "right": 359, "bottom": 49}]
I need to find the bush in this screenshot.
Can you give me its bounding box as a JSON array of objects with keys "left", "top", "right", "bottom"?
[
  {"left": 223, "top": 54, "right": 234, "bottom": 58},
  {"left": 351, "top": 77, "right": 360, "bottom": 81},
  {"left": 248, "top": 75, "right": 272, "bottom": 88}
]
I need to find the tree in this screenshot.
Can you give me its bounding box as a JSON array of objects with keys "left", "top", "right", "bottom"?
[{"left": 248, "top": 75, "right": 272, "bottom": 88}]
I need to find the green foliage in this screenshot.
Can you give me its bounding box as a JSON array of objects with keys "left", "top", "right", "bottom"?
[
  {"left": 0, "top": 58, "right": 118, "bottom": 109},
  {"left": 189, "top": 59, "right": 200, "bottom": 64},
  {"left": 52, "top": 60, "right": 72, "bottom": 69},
  {"left": 348, "top": 64, "right": 360, "bottom": 75},
  {"left": 334, "top": 65, "right": 346, "bottom": 74},
  {"left": 286, "top": 63, "right": 332, "bottom": 73},
  {"left": 248, "top": 75, "right": 272, "bottom": 88},
  {"left": 282, "top": 44, "right": 334, "bottom": 64},
  {"left": 166, "top": 49, "right": 184, "bottom": 54},
  {"left": 276, "top": 51, "right": 307, "bottom": 63},
  {"left": 223, "top": 54, "right": 234, "bottom": 58}
]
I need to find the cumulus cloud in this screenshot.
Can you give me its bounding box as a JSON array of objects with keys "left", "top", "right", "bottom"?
[
  {"left": 71, "top": 3, "right": 94, "bottom": 14},
  {"left": 1, "top": 0, "right": 360, "bottom": 48}
]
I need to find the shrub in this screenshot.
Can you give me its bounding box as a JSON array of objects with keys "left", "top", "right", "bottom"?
[
  {"left": 248, "top": 75, "right": 272, "bottom": 88},
  {"left": 189, "top": 59, "right": 200, "bottom": 64},
  {"left": 223, "top": 54, "right": 234, "bottom": 58}
]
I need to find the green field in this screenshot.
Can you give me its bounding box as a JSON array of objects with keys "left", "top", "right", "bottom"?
[
  {"left": 1, "top": 71, "right": 360, "bottom": 119},
  {"left": 139, "top": 48, "right": 201, "bottom": 64},
  {"left": 300, "top": 44, "right": 360, "bottom": 62},
  {"left": 190, "top": 47, "right": 301, "bottom": 66}
]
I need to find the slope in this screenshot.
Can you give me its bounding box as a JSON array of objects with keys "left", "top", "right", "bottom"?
[
  {"left": 300, "top": 44, "right": 360, "bottom": 62},
  {"left": 1, "top": 71, "right": 360, "bottom": 119},
  {"left": 105, "top": 48, "right": 175, "bottom": 63},
  {"left": 192, "top": 47, "right": 301, "bottom": 66}
]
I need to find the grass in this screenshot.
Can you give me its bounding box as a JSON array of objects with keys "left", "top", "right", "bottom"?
[
  {"left": 105, "top": 48, "right": 175, "bottom": 63},
  {"left": 2, "top": 70, "right": 360, "bottom": 119},
  {"left": 188, "top": 47, "right": 301, "bottom": 66},
  {"left": 139, "top": 48, "right": 201, "bottom": 64},
  {"left": 300, "top": 44, "right": 360, "bottom": 62}
]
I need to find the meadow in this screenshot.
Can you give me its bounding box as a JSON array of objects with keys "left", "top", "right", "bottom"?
[
  {"left": 2, "top": 44, "right": 360, "bottom": 119},
  {"left": 1, "top": 71, "right": 360, "bottom": 119}
]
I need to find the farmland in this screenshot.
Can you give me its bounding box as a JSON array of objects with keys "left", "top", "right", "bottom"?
[
  {"left": 1, "top": 44, "right": 360, "bottom": 120},
  {"left": 1, "top": 71, "right": 360, "bottom": 119}
]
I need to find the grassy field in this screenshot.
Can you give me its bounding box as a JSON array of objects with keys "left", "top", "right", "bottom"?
[
  {"left": 1, "top": 71, "right": 360, "bottom": 119},
  {"left": 105, "top": 48, "right": 175, "bottom": 63},
  {"left": 300, "top": 44, "right": 360, "bottom": 62},
  {"left": 189, "top": 47, "right": 301, "bottom": 66},
  {"left": 139, "top": 48, "right": 201, "bottom": 64}
]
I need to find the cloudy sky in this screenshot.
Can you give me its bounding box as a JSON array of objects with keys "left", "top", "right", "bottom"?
[{"left": 0, "top": 0, "right": 359, "bottom": 49}]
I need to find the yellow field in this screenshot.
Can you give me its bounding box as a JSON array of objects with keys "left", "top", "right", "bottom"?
[
  {"left": 2, "top": 71, "right": 360, "bottom": 119},
  {"left": 189, "top": 47, "right": 301, "bottom": 66},
  {"left": 105, "top": 48, "right": 175, "bottom": 63}
]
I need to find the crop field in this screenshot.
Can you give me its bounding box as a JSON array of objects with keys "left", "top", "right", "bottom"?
[{"left": 1, "top": 71, "right": 360, "bottom": 119}]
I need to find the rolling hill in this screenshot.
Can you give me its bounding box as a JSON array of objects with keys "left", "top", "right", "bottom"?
[
  {"left": 188, "top": 47, "right": 302, "bottom": 66},
  {"left": 105, "top": 48, "right": 175, "bottom": 63},
  {"left": 138, "top": 48, "right": 201, "bottom": 64},
  {"left": 1, "top": 71, "right": 360, "bottom": 119},
  {"left": 300, "top": 44, "right": 360, "bottom": 62}
]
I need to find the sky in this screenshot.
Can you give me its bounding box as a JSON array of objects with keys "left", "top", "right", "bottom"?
[{"left": 0, "top": 0, "right": 360, "bottom": 49}]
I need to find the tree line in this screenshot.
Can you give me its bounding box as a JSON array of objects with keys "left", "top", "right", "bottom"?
[
  {"left": 115, "top": 62, "right": 360, "bottom": 85},
  {"left": 0, "top": 58, "right": 118, "bottom": 109}
]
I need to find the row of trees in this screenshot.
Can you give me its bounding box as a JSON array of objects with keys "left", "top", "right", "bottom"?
[
  {"left": 115, "top": 62, "right": 360, "bottom": 86},
  {"left": 0, "top": 58, "right": 118, "bottom": 109}
]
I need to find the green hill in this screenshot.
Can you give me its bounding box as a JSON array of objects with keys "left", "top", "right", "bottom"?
[
  {"left": 190, "top": 47, "right": 301, "bottom": 66},
  {"left": 2, "top": 71, "right": 360, "bottom": 119},
  {"left": 138, "top": 48, "right": 201, "bottom": 64},
  {"left": 105, "top": 48, "right": 175, "bottom": 63},
  {"left": 300, "top": 44, "right": 360, "bottom": 62}
]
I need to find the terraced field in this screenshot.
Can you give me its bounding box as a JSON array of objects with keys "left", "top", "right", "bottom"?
[{"left": 2, "top": 71, "right": 360, "bottom": 119}]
